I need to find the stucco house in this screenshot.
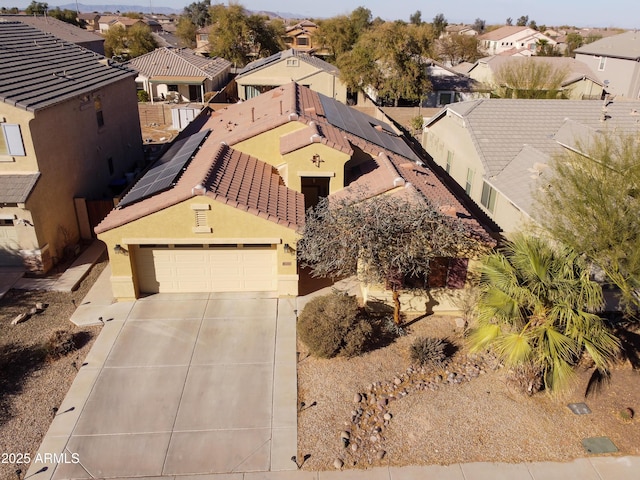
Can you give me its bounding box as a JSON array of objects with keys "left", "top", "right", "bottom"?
[
  {"left": 0, "top": 21, "right": 144, "bottom": 271},
  {"left": 422, "top": 98, "right": 640, "bottom": 233},
  {"left": 423, "top": 59, "right": 490, "bottom": 107},
  {"left": 0, "top": 14, "right": 105, "bottom": 55},
  {"left": 235, "top": 49, "right": 348, "bottom": 103},
  {"left": 574, "top": 31, "right": 640, "bottom": 99},
  {"left": 283, "top": 20, "right": 329, "bottom": 56},
  {"left": 95, "top": 82, "right": 493, "bottom": 303},
  {"left": 468, "top": 56, "right": 604, "bottom": 100},
  {"left": 126, "top": 47, "right": 232, "bottom": 103},
  {"left": 479, "top": 26, "right": 556, "bottom": 56}
]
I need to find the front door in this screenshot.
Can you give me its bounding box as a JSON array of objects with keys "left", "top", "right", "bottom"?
[
  {"left": 188, "top": 85, "right": 199, "bottom": 102},
  {"left": 301, "top": 177, "right": 329, "bottom": 210}
]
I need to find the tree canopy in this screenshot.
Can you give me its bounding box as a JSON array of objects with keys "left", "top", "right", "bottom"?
[
  {"left": 183, "top": 0, "right": 211, "bottom": 28},
  {"left": 297, "top": 194, "right": 482, "bottom": 323},
  {"left": 536, "top": 131, "right": 640, "bottom": 317},
  {"left": 25, "top": 1, "right": 48, "bottom": 15},
  {"left": 468, "top": 235, "right": 619, "bottom": 393},
  {"left": 48, "top": 7, "right": 80, "bottom": 26},
  {"left": 175, "top": 16, "right": 197, "bottom": 48},
  {"left": 104, "top": 24, "right": 158, "bottom": 60},
  {"left": 494, "top": 58, "right": 569, "bottom": 98},
  {"left": 337, "top": 21, "right": 433, "bottom": 106},
  {"left": 314, "top": 7, "right": 373, "bottom": 60},
  {"left": 431, "top": 13, "right": 447, "bottom": 37},
  {"left": 435, "top": 34, "right": 483, "bottom": 66}
]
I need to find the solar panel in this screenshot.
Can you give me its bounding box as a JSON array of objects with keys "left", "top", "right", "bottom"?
[
  {"left": 118, "top": 129, "right": 210, "bottom": 208},
  {"left": 317, "top": 93, "right": 419, "bottom": 161}
]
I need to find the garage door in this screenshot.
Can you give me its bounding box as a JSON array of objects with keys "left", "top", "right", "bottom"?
[{"left": 135, "top": 245, "right": 278, "bottom": 293}]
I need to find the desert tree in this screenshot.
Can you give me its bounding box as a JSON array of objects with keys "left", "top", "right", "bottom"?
[
  {"left": 183, "top": 0, "right": 210, "bottom": 27},
  {"left": 409, "top": 10, "right": 422, "bottom": 25},
  {"left": 536, "top": 131, "right": 640, "bottom": 317},
  {"left": 314, "top": 7, "right": 372, "bottom": 60},
  {"left": 104, "top": 24, "right": 157, "bottom": 60},
  {"left": 297, "top": 193, "right": 483, "bottom": 324},
  {"left": 506, "top": 17, "right": 513, "bottom": 26},
  {"left": 494, "top": 58, "right": 569, "bottom": 98},
  {"left": 516, "top": 15, "right": 529, "bottom": 26},
  {"left": 472, "top": 18, "right": 486, "bottom": 33},
  {"left": 468, "top": 235, "right": 619, "bottom": 393},
  {"left": 431, "top": 13, "right": 447, "bottom": 37},
  {"left": 25, "top": 1, "right": 47, "bottom": 15},
  {"left": 436, "top": 34, "right": 483, "bottom": 66},
  {"left": 176, "top": 16, "right": 197, "bottom": 48}
]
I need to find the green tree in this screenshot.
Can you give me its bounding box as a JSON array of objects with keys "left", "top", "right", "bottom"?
[
  {"left": 516, "top": 15, "right": 529, "bottom": 26},
  {"left": 506, "top": 17, "right": 513, "bottom": 26},
  {"left": 432, "top": 13, "right": 447, "bottom": 37},
  {"left": 468, "top": 235, "right": 619, "bottom": 393},
  {"left": 436, "top": 34, "right": 483, "bottom": 66},
  {"left": 472, "top": 18, "right": 486, "bottom": 33},
  {"left": 536, "top": 131, "right": 640, "bottom": 316},
  {"left": 564, "top": 32, "right": 584, "bottom": 57},
  {"left": 494, "top": 58, "right": 569, "bottom": 98},
  {"left": 25, "top": 1, "right": 48, "bottom": 14},
  {"left": 315, "top": 7, "right": 372, "bottom": 60},
  {"left": 176, "top": 16, "right": 197, "bottom": 48},
  {"left": 536, "top": 38, "right": 561, "bottom": 56},
  {"left": 48, "top": 7, "right": 79, "bottom": 26},
  {"left": 338, "top": 21, "right": 433, "bottom": 106},
  {"left": 104, "top": 24, "right": 157, "bottom": 60},
  {"left": 409, "top": 10, "right": 422, "bottom": 25},
  {"left": 297, "top": 194, "right": 482, "bottom": 325},
  {"left": 183, "top": 0, "right": 210, "bottom": 27}
]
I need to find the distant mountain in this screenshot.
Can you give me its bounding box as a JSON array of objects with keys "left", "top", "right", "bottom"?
[{"left": 56, "top": 3, "right": 306, "bottom": 19}]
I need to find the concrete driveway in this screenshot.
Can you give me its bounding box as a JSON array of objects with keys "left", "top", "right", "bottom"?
[{"left": 36, "top": 292, "right": 297, "bottom": 479}]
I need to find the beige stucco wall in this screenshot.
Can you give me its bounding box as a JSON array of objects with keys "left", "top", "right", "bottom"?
[
  {"left": 0, "top": 76, "right": 144, "bottom": 270},
  {"left": 98, "top": 195, "right": 299, "bottom": 301},
  {"left": 576, "top": 53, "right": 640, "bottom": 99},
  {"left": 423, "top": 114, "right": 530, "bottom": 234},
  {"left": 281, "top": 143, "right": 351, "bottom": 194},
  {"left": 233, "top": 122, "right": 306, "bottom": 168},
  {"left": 236, "top": 61, "right": 347, "bottom": 103}
]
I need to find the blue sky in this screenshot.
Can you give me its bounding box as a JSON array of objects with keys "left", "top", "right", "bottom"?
[{"left": 4, "top": 0, "right": 639, "bottom": 29}]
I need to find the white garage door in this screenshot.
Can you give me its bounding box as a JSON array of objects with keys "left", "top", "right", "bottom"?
[{"left": 135, "top": 245, "right": 278, "bottom": 293}]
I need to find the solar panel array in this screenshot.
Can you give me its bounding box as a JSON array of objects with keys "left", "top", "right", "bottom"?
[
  {"left": 118, "top": 129, "right": 210, "bottom": 208},
  {"left": 317, "top": 93, "right": 420, "bottom": 162}
]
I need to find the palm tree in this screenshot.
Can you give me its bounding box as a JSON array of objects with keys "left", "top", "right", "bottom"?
[{"left": 468, "top": 235, "right": 619, "bottom": 393}]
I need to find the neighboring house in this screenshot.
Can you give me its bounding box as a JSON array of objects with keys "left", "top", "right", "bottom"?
[
  {"left": 422, "top": 98, "right": 640, "bottom": 233},
  {"left": 423, "top": 59, "right": 490, "bottom": 107},
  {"left": 126, "top": 47, "right": 232, "bottom": 103},
  {"left": 284, "top": 20, "right": 329, "bottom": 55},
  {"left": 77, "top": 12, "right": 100, "bottom": 31},
  {"left": 0, "top": 14, "right": 105, "bottom": 55},
  {"left": 468, "top": 56, "right": 604, "bottom": 100},
  {"left": 574, "top": 31, "right": 640, "bottom": 99},
  {"left": 141, "top": 17, "right": 162, "bottom": 33},
  {"left": 235, "top": 49, "right": 348, "bottom": 103},
  {"left": 112, "top": 17, "right": 146, "bottom": 30},
  {"left": 442, "top": 24, "right": 478, "bottom": 37},
  {"left": 98, "top": 15, "right": 118, "bottom": 33},
  {"left": 479, "top": 26, "right": 556, "bottom": 56},
  {"left": 194, "top": 24, "right": 213, "bottom": 55},
  {"left": 95, "top": 82, "right": 493, "bottom": 303},
  {"left": 0, "top": 22, "right": 144, "bottom": 271}
]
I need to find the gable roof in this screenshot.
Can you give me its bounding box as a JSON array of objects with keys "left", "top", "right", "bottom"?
[
  {"left": 0, "top": 173, "right": 40, "bottom": 203},
  {"left": 125, "top": 47, "right": 231, "bottom": 79},
  {"left": 426, "top": 59, "right": 486, "bottom": 92},
  {"left": 0, "top": 21, "right": 135, "bottom": 112},
  {"left": 237, "top": 49, "right": 339, "bottom": 78},
  {"left": 479, "top": 26, "right": 532, "bottom": 41},
  {"left": 574, "top": 30, "right": 640, "bottom": 60},
  {"left": 97, "top": 83, "right": 494, "bottom": 242},
  {"left": 473, "top": 55, "right": 603, "bottom": 87},
  {"left": 0, "top": 14, "right": 104, "bottom": 45},
  {"left": 427, "top": 98, "right": 640, "bottom": 216}
]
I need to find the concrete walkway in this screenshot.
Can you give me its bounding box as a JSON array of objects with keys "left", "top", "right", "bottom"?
[{"left": 24, "top": 267, "right": 639, "bottom": 480}]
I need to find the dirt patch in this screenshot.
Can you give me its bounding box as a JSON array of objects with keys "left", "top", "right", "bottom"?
[
  {"left": 297, "top": 314, "right": 640, "bottom": 470},
  {"left": 0, "top": 258, "right": 106, "bottom": 480}
]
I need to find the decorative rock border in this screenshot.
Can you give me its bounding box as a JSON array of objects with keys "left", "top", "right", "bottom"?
[{"left": 334, "top": 353, "right": 491, "bottom": 468}]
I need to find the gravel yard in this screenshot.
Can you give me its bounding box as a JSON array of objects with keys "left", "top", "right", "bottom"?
[
  {"left": 0, "top": 258, "right": 106, "bottom": 480},
  {"left": 297, "top": 314, "right": 640, "bottom": 470}
]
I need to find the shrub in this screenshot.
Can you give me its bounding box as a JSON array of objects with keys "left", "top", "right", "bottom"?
[
  {"left": 410, "top": 336, "right": 448, "bottom": 368},
  {"left": 137, "top": 90, "right": 149, "bottom": 102},
  {"left": 507, "top": 363, "right": 544, "bottom": 396},
  {"left": 298, "top": 292, "right": 371, "bottom": 358},
  {"left": 44, "top": 330, "right": 78, "bottom": 361},
  {"left": 203, "top": 91, "right": 216, "bottom": 103}
]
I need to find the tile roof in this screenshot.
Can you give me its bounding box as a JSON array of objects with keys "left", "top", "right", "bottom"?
[
  {"left": 0, "top": 173, "right": 40, "bottom": 203},
  {"left": 0, "top": 22, "right": 135, "bottom": 112},
  {"left": 476, "top": 56, "right": 603, "bottom": 86},
  {"left": 0, "top": 15, "right": 104, "bottom": 45},
  {"left": 479, "top": 26, "right": 531, "bottom": 41},
  {"left": 428, "top": 97, "right": 640, "bottom": 217},
  {"left": 575, "top": 31, "right": 640, "bottom": 60},
  {"left": 236, "top": 49, "right": 339, "bottom": 78},
  {"left": 427, "top": 60, "right": 485, "bottom": 92},
  {"left": 97, "top": 82, "right": 494, "bottom": 242},
  {"left": 125, "top": 47, "right": 231, "bottom": 80}
]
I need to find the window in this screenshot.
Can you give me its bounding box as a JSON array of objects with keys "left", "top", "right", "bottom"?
[
  {"left": 167, "top": 85, "right": 179, "bottom": 92},
  {"left": 481, "top": 181, "right": 497, "bottom": 213},
  {"left": 296, "top": 37, "right": 309, "bottom": 46},
  {"left": 0, "top": 123, "right": 26, "bottom": 156},
  {"left": 94, "top": 98, "right": 104, "bottom": 127},
  {"left": 465, "top": 168, "right": 474, "bottom": 195},
  {"left": 286, "top": 58, "right": 299, "bottom": 67},
  {"left": 198, "top": 34, "right": 208, "bottom": 41},
  {"left": 437, "top": 92, "right": 453, "bottom": 106},
  {"left": 446, "top": 151, "right": 453, "bottom": 173},
  {"left": 598, "top": 56, "right": 606, "bottom": 71}
]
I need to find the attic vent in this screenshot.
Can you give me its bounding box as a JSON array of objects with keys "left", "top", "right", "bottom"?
[
  {"left": 393, "top": 177, "right": 405, "bottom": 187},
  {"left": 289, "top": 113, "right": 299, "bottom": 121}
]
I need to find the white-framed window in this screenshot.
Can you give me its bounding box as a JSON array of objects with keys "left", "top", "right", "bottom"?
[
  {"left": 481, "top": 181, "right": 497, "bottom": 213},
  {"left": 0, "top": 123, "right": 26, "bottom": 156},
  {"left": 446, "top": 151, "right": 453, "bottom": 173},
  {"left": 598, "top": 56, "right": 607, "bottom": 71},
  {"left": 465, "top": 168, "right": 474, "bottom": 195},
  {"left": 286, "top": 58, "right": 299, "bottom": 67}
]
